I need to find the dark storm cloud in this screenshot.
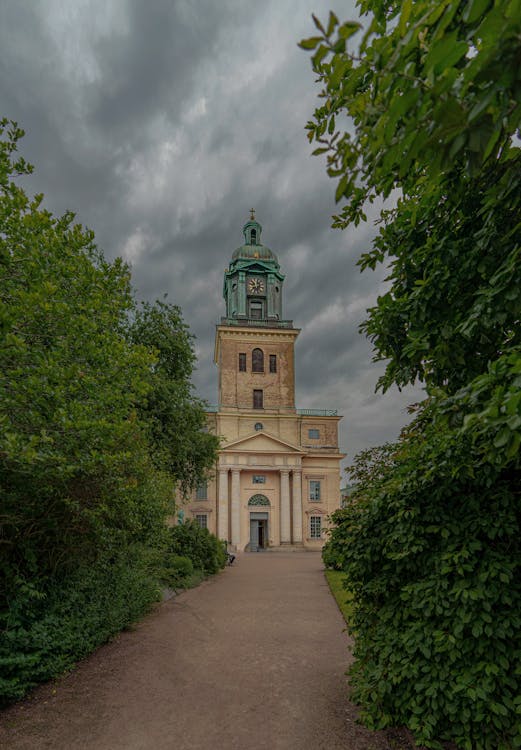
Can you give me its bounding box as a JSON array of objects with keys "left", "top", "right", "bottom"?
[{"left": 0, "top": 0, "right": 424, "bottom": 472}]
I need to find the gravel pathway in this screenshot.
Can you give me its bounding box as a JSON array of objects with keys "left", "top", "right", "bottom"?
[{"left": 0, "top": 552, "right": 390, "bottom": 750}]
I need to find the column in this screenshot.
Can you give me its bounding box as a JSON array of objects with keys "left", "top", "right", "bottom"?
[
  {"left": 280, "top": 469, "right": 291, "bottom": 544},
  {"left": 238, "top": 271, "right": 246, "bottom": 317},
  {"left": 231, "top": 469, "right": 241, "bottom": 548},
  {"left": 292, "top": 469, "right": 303, "bottom": 543},
  {"left": 218, "top": 468, "right": 229, "bottom": 541}
]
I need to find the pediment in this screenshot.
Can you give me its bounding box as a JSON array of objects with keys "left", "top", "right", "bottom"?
[
  {"left": 221, "top": 431, "right": 304, "bottom": 454},
  {"left": 243, "top": 261, "right": 269, "bottom": 272},
  {"left": 233, "top": 260, "right": 284, "bottom": 278}
]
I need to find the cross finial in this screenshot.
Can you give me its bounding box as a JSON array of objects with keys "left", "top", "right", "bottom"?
[{"left": 250, "top": 207, "right": 255, "bottom": 221}]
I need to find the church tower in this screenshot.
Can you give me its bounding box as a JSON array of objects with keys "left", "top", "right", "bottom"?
[
  {"left": 216, "top": 211, "right": 299, "bottom": 413},
  {"left": 186, "top": 214, "right": 345, "bottom": 552}
]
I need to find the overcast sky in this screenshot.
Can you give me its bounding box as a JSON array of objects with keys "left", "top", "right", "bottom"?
[{"left": 0, "top": 0, "right": 424, "bottom": 473}]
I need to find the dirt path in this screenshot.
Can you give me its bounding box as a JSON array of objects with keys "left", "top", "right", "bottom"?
[{"left": 0, "top": 552, "right": 390, "bottom": 750}]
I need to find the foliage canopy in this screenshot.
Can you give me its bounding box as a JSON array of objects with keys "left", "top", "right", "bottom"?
[
  {"left": 302, "top": 0, "right": 520, "bottom": 394},
  {"left": 302, "top": 1, "right": 521, "bottom": 747},
  {"left": 128, "top": 300, "right": 219, "bottom": 497}
]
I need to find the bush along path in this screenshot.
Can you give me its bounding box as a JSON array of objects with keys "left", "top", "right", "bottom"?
[
  {"left": 156, "top": 521, "right": 228, "bottom": 595},
  {"left": 0, "top": 522, "right": 226, "bottom": 707}
]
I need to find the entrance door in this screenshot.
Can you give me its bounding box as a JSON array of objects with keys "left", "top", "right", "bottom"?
[
  {"left": 250, "top": 519, "right": 259, "bottom": 551},
  {"left": 249, "top": 512, "right": 269, "bottom": 551},
  {"left": 258, "top": 521, "right": 265, "bottom": 548}
]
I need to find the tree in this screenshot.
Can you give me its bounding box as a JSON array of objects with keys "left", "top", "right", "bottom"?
[
  {"left": 128, "top": 299, "right": 219, "bottom": 497},
  {"left": 0, "top": 119, "right": 164, "bottom": 598},
  {"left": 0, "top": 120, "right": 218, "bottom": 703},
  {"left": 301, "top": 2, "right": 521, "bottom": 747},
  {"left": 302, "top": 0, "right": 520, "bottom": 394}
]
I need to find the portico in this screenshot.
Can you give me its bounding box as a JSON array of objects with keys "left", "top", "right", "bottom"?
[{"left": 215, "top": 436, "right": 306, "bottom": 548}]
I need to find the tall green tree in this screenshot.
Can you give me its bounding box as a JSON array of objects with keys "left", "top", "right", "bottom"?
[
  {"left": 0, "top": 119, "right": 218, "bottom": 703},
  {"left": 0, "top": 119, "right": 164, "bottom": 600},
  {"left": 301, "top": 2, "right": 520, "bottom": 747},
  {"left": 128, "top": 299, "right": 219, "bottom": 497}
]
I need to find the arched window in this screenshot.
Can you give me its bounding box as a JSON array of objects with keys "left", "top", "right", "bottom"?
[
  {"left": 252, "top": 348, "right": 264, "bottom": 372},
  {"left": 248, "top": 494, "right": 270, "bottom": 506},
  {"left": 251, "top": 228, "right": 257, "bottom": 244}
]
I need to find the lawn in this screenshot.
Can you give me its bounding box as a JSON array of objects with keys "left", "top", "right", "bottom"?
[{"left": 324, "top": 569, "right": 354, "bottom": 626}]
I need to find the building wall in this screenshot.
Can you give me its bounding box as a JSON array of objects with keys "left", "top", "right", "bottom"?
[
  {"left": 183, "top": 410, "right": 343, "bottom": 550},
  {"left": 216, "top": 327, "right": 299, "bottom": 410}
]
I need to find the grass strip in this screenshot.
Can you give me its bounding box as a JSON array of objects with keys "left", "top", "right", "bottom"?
[{"left": 324, "top": 569, "right": 354, "bottom": 626}]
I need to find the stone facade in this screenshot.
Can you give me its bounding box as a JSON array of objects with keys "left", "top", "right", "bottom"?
[
  {"left": 216, "top": 328, "right": 297, "bottom": 411},
  {"left": 184, "top": 216, "right": 345, "bottom": 550}
]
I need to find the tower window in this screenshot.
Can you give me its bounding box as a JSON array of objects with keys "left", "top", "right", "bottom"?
[
  {"left": 269, "top": 354, "right": 277, "bottom": 373},
  {"left": 251, "top": 228, "right": 257, "bottom": 244},
  {"left": 239, "top": 353, "right": 246, "bottom": 372},
  {"left": 252, "top": 348, "right": 264, "bottom": 373},
  {"left": 249, "top": 300, "right": 263, "bottom": 319},
  {"left": 253, "top": 389, "right": 263, "bottom": 409}
]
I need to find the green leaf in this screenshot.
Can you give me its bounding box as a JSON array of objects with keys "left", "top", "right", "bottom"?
[
  {"left": 338, "top": 22, "right": 362, "bottom": 40},
  {"left": 423, "top": 32, "right": 468, "bottom": 75},
  {"left": 399, "top": 0, "right": 413, "bottom": 35},
  {"left": 493, "top": 427, "right": 511, "bottom": 448},
  {"left": 326, "top": 11, "right": 339, "bottom": 37},
  {"left": 312, "top": 13, "right": 325, "bottom": 34},
  {"left": 335, "top": 174, "right": 349, "bottom": 202},
  {"left": 298, "top": 36, "right": 322, "bottom": 50},
  {"left": 463, "top": 0, "right": 493, "bottom": 24}
]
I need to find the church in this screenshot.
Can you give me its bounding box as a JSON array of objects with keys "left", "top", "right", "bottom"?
[{"left": 186, "top": 213, "right": 345, "bottom": 551}]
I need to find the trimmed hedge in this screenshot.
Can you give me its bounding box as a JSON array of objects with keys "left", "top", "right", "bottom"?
[{"left": 0, "top": 546, "right": 160, "bottom": 705}]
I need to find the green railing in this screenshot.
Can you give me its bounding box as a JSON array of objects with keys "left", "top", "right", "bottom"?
[
  {"left": 297, "top": 409, "right": 338, "bottom": 416},
  {"left": 205, "top": 406, "right": 338, "bottom": 416},
  {"left": 220, "top": 317, "right": 295, "bottom": 328}
]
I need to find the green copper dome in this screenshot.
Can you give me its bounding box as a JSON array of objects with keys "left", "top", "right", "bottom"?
[
  {"left": 231, "top": 219, "right": 279, "bottom": 263},
  {"left": 222, "top": 213, "right": 288, "bottom": 326}
]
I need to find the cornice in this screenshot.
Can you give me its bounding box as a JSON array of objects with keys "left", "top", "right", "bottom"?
[{"left": 216, "top": 326, "right": 300, "bottom": 339}]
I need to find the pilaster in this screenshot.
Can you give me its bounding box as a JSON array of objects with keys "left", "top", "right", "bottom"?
[
  {"left": 231, "top": 469, "right": 241, "bottom": 548},
  {"left": 280, "top": 469, "right": 291, "bottom": 543},
  {"left": 292, "top": 469, "right": 303, "bottom": 543},
  {"left": 218, "top": 468, "right": 229, "bottom": 541}
]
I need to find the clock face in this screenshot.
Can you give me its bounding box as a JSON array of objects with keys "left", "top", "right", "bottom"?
[{"left": 248, "top": 277, "right": 265, "bottom": 294}]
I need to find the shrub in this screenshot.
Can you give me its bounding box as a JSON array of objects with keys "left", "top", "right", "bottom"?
[
  {"left": 167, "top": 521, "right": 226, "bottom": 575},
  {"left": 158, "top": 554, "right": 194, "bottom": 588},
  {"left": 0, "top": 546, "right": 160, "bottom": 706},
  {"left": 322, "top": 509, "right": 350, "bottom": 569},
  {"left": 333, "top": 407, "right": 521, "bottom": 749}
]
